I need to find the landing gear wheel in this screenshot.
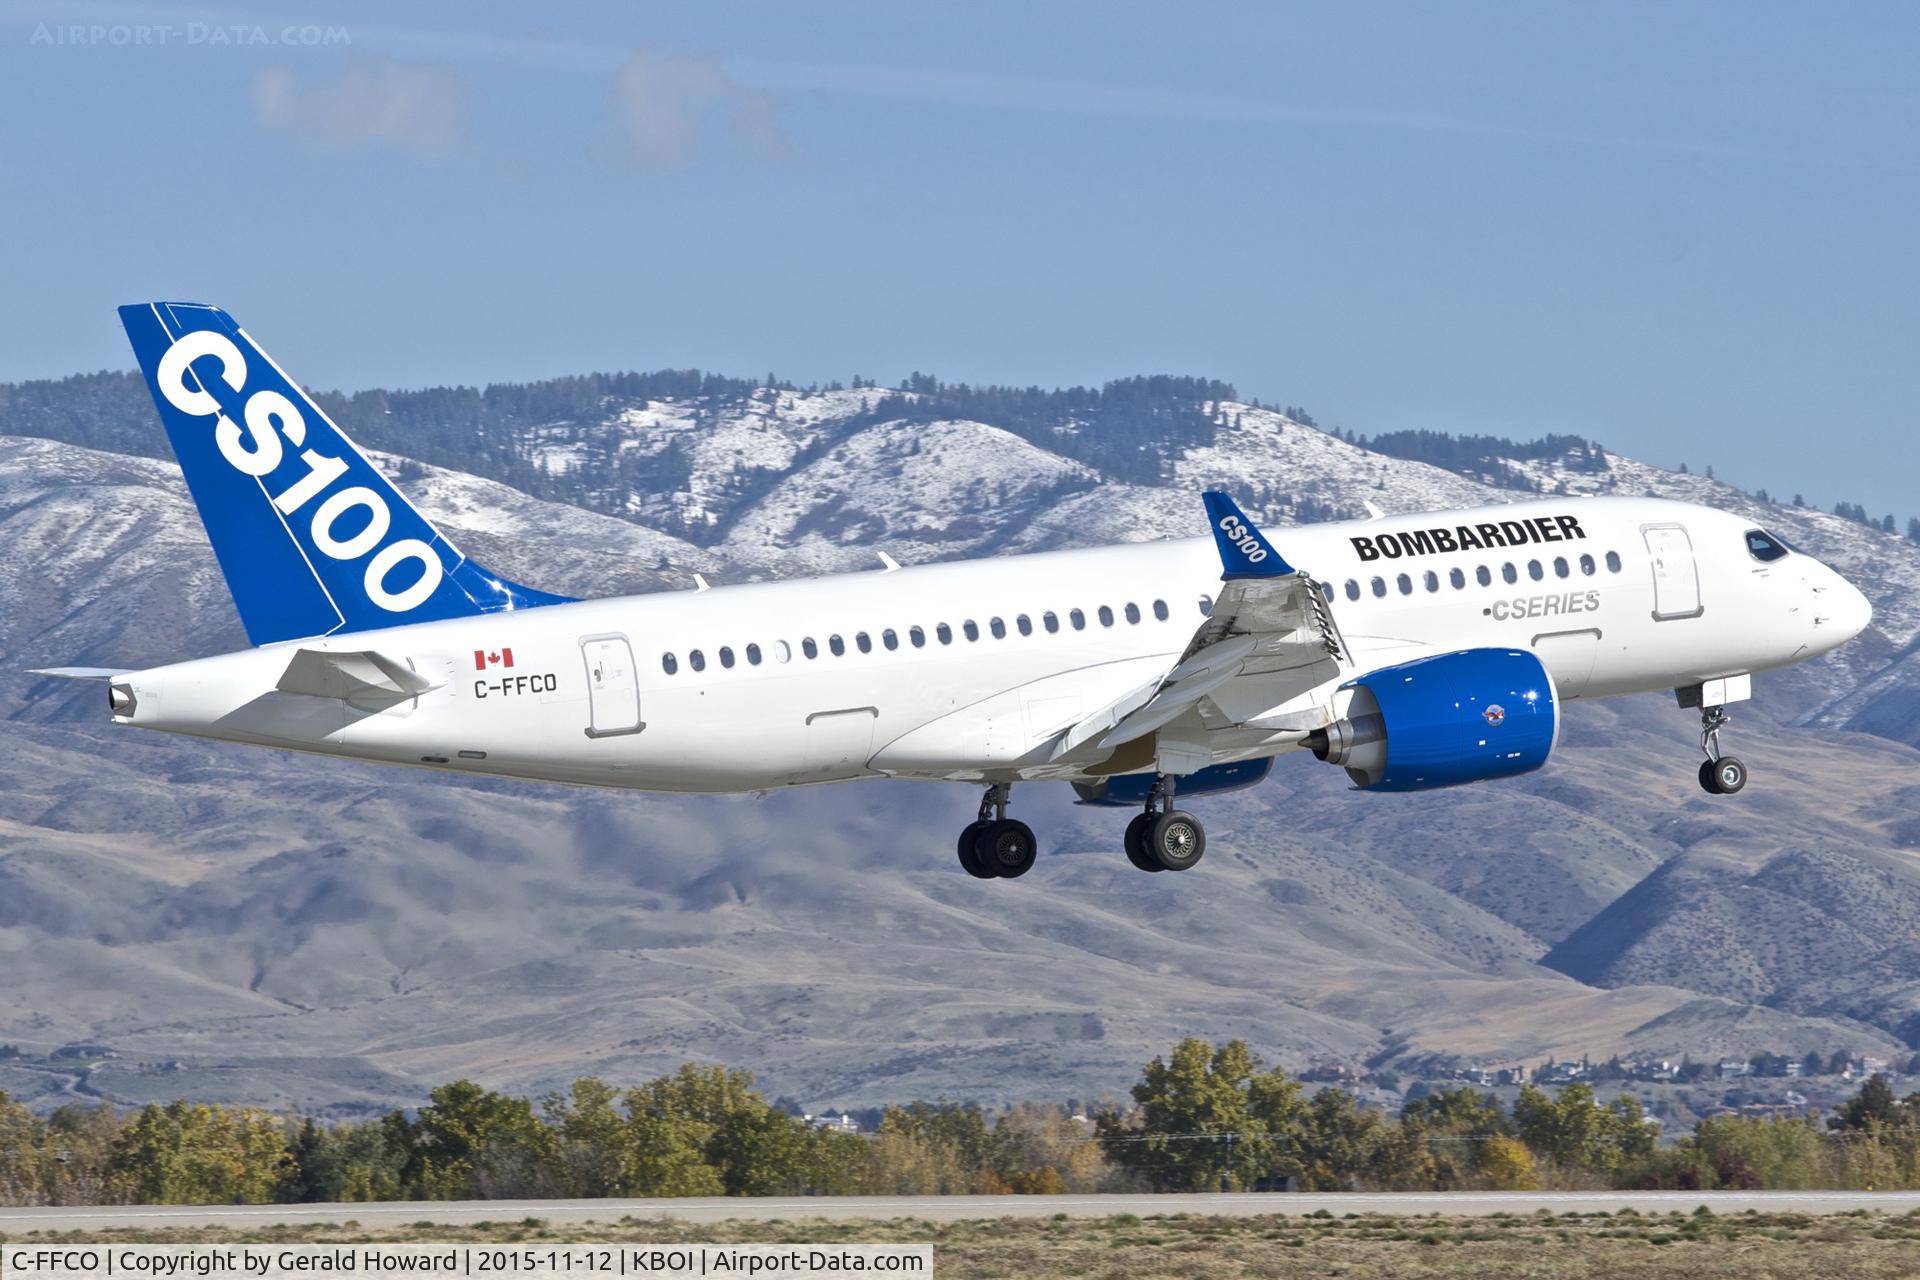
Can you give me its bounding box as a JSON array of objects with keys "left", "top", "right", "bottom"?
[
  {"left": 957, "top": 821, "right": 995, "bottom": 878},
  {"left": 1693, "top": 703, "right": 1747, "bottom": 797},
  {"left": 1124, "top": 814, "right": 1161, "bottom": 873},
  {"left": 1148, "top": 810, "right": 1206, "bottom": 871},
  {"left": 976, "top": 819, "right": 1037, "bottom": 878}
]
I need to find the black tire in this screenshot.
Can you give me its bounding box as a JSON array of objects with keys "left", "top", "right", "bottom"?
[
  {"left": 977, "top": 818, "right": 1037, "bottom": 878},
  {"left": 1149, "top": 810, "right": 1206, "bottom": 871},
  {"left": 1712, "top": 756, "right": 1748, "bottom": 795},
  {"left": 1124, "top": 814, "right": 1161, "bottom": 873},
  {"left": 957, "top": 821, "right": 995, "bottom": 878},
  {"left": 1698, "top": 760, "right": 1721, "bottom": 794}
]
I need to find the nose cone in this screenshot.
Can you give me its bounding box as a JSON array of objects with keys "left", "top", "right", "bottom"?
[{"left": 1835, "top": 576, "right": 1874, "bottom": 639}]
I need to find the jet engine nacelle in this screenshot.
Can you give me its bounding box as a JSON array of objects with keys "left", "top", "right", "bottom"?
[{"left": 1306, "top": 648, "right": 1558, "bottom": 792}]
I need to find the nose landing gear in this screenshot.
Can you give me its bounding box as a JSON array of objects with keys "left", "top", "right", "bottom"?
[
  {"left": 1122, "top": 775, "right": 1206, "bottom": 872},
  {"left": 957, "top": 782, "right": 1037, "bottom": 879},
  {"left": 1696, "top": 704, "right": 1749, "bottom": 795}
]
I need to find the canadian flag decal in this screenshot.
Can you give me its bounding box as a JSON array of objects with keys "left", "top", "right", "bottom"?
[{"left": 474, "top": 648, "right": 515, "bottom": 670}]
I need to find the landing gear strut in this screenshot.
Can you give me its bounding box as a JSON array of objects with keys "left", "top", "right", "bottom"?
[
  {"left": 957, "top": 783, "right": 1037, "bottom": 879},
  {"left": 1696, "top": 704, "right": 1749, "bottom": 796},
  {"left": 1123, "top": 775, "right": 1206, "bottom": 873}
]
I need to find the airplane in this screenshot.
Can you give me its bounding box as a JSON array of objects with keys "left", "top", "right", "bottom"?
[{"left": 33, "top": 302, "right": 1875, "bottom": 878}]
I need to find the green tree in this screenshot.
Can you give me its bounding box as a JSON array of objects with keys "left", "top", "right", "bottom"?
[
  {"left": 393, "top": 1080, "right": 546, "bottom": 1199},
  {"left": 289, "top": 1120, "right": 408, "bottom": 1202},
  {"left": 1830, "top": 1075, "right": 1903, "bottom": 1132},
  {"left": 1293, "top": 1088, "right": 1431, "bottom": 1190},
  {"left": 1401, "top": 1087, "right": 1507, "bottom": 1188},
  {"left": 1677, "top": 1116, "right": 1826, "bottom": 1190},
  {"left": 1099, "top": 1038, "right": 1303, "bottom": 1192},
  {"left": 108, "top": 1102, "right": 290, "bottom": 1204},
  {"left": 538, "top": 1077, "right": 630, "bottom": 1197}
]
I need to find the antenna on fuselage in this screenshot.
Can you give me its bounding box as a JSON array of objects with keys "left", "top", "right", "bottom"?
[
  {"left": 692, "top": 574, "right": 712, "bottom": 592},
  {"left": 876, "top": 552, "right": 902, "bottom": 572}
]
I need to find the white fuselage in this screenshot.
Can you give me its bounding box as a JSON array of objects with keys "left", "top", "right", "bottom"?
[{"left": 110, "top": 495, "right": 1871, "bottom": 793}]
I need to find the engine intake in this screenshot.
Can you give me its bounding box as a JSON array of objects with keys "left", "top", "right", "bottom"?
[{"left": 1307, "top": 648, "right": 1557, "bottom": 791}]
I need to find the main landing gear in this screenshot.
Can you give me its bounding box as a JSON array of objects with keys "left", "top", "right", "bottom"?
[
  {"left": 957, "top": 783, "right": 1037, "bottom": 879},
  {"left": 953, "top": 777, "right": 1210, "bottom": 880},
  {"left": 1122, "top": 775, "right": 1206, "bottom": 874},
  {"left": 1696, "top": 704, "right": 1749, "bottom": 796}
]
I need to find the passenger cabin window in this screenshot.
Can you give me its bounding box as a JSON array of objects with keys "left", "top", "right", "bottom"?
[
  {"left": 1606, "top": 551, "right": 1623, "bottom": 573},
  {"left": 856, "top": 632, "right": 872, "bottom": 653},
  {"left": 1371, "top": 576, "right": 1387, "bottom": 598},
  {"left": 1745, "top": 529, "right": 1791, "bottom": 562},
  {"left": 1579, "top": 554, "right": 1596, "bottom": 576},
  {"left": 1198, "top": 595, "right": 1213, "bottom": 617},
  {"left": 1017, "top": 614, "right": 1033, "bottom": 636},
  {"left": 936, "top": 623, "right": 952, "bottom": 645},
  {"left": 1124, "top": 602, "right": 1141, "bottom": 624},
  {"left": 909, "top": 626, "right": 926, "bottom": 648},
  {"left": 1070, "top": 608, "right": 1087, "bottom": 630},
  {"left": 882, "top": 629, "right": 898, "bottom": 651},
  {"left": 689, "top": 649, "right": 706, "bottom": 672},
  {"left": 719, "top": 646, "right": 735, "bottom": 668},
  {"left": 1554, "top": 557, "right": 1570, "bottom": 578},
  {"left": 1476, "top": 565, "right": 1492, "bottom": 587},
  {"left": 1345, "top": 580, "right": 1361, "bottom": 601},
  {"left": 828, "top": 635, "right": 845, "bottom": 657},
  {"left": 801, "top": 638, "right": 818, "bottom": 659},
  {"left": 662, "top": 652, "right": 678, "bottom": 675},
  {"left": 1449, "top": 568, "right": 1466, "bottom": 590},
  {"left": 1153, "top": 599, "right": 1170, "bottom": 620},
  {"left": 1528, "top": 560, "right": 1544, "bottom": 581},
  {"left": 989, "top": 617, "right": 1006, "bottom": 639},
  {"left": 773, "top": 640, "right": 791, "bottom": 663},
  {"left": 1424, "top": 570, "right": 1439, "bottom": 592},
  {"left": 1042, "top": 611, "right": 1059, "bottom": 633},
  {"left": 1397, "top": 573, "right": 1413, "bottom": 595},
  {"left": 746, "top": 643, "right": 763, "bottom": 665},
  {"left": 1502, "top": 563, "right": 1519, "bottom": 584},
  {"left": 1320, "top": 583, "right": 1335, "bottom": 603},
  {"left": 1098, "top": 605, "right": 1115, "bottom": 627},
  {"left": 963, "top": 620, "right": 980, "bottom": 641}
]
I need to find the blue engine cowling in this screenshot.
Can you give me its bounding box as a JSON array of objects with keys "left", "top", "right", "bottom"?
[
  {"left": 1071, "top": 757, "right": 1273, "bottom": 806},
  {"left": 1306, "top": 648, "right": 1558, "bottom": 792}
]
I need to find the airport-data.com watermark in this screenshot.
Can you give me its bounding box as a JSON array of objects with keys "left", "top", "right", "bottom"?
[{"left": 27, "top": 21, "right": 350, "bottom": 47}]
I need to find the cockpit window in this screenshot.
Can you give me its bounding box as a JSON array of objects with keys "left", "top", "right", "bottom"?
[{"left": 1745, "top": 529, "right": 1791, "bottom": 562}]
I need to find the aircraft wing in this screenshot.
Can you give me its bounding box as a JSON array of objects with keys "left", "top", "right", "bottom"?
[
  {"left": 29, "top": 667, "right": 133, "bottom": 681},
  {"left": 1053, "top": 491, "right": 1347, "bottom": 762},
  {"left": 275, "top": 648, "right": 440, "bottom": 702}
]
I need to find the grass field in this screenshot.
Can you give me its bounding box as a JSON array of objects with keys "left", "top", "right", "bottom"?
[{"left": 12, "top": 1208, "right": 1920, "bottom": 1278}]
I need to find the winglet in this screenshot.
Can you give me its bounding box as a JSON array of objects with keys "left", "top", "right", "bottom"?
[{"left": 1202, "top": 491, "right": 1295, "bottom": 579}]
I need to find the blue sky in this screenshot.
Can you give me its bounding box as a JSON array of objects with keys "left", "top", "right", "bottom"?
[{"left": 3, "top": 0, "right": 1915, "bottom": 517}]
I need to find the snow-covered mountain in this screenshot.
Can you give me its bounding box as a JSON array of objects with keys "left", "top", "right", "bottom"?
[{"left": 1, "top": 377, "right": 1917, "bottom": 1115}]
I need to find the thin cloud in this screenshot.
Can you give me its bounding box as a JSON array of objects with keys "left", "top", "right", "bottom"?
[
  {"left": 253, "top": 59, "right": 465, "bottom": 154},
  {"left": 603, "top": 47, "right": 787, "bottom": 170}
]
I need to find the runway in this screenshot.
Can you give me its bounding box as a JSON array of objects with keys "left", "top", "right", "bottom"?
[{"left": 8, "top": 1190, "right": 1920, "bottom": 1232}]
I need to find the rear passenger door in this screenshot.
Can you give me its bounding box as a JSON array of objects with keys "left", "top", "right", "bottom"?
[{"left": 581, "top": 635, "right": 643, "bottom": 736}]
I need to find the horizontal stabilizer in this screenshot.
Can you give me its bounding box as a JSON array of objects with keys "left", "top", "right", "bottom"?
[
  {"left": 29, "top": 667, "right": 131, "bottom": 681},
  {"left": 276, "top": 648, "right": 439, "bottom": 702}
]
